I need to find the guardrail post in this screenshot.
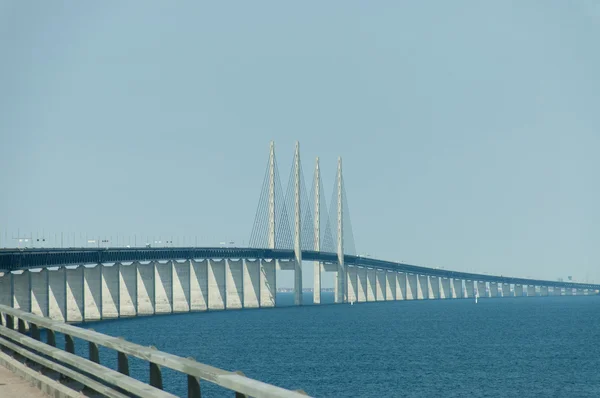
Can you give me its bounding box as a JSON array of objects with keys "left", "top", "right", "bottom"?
[
  {"left": 117, "top": 337, "right": 129, "bottom": 375},
  {"left": 234, "top": 371, "right": 248, "bottom": 398},
  {"left": 17, "top": 318, "right": 27, "bottom": 334},
  {"left": 186, "top": 357, "right": 201, "bottom": 398},
  {"left": 47, "top": 329, "right": 56, "bottom": 347},
  {"left": 30, "top": 323, "right": 40, "bottom": 340},
  {"left": 149, "top": 346, "right": 163, "bottom": 390},
  {"left": 65, "top": 334, "right": 75, "bottom": 354},
  {"left": 6, "top": 315, "right": 14, "bottom": 330}
]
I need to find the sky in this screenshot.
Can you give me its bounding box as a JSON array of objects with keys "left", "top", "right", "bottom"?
[{"left": 1, "top": 1, "right": 598, "bottom": 287}]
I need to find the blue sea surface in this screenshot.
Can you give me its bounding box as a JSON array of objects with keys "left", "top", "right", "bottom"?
[{"left": 71, "top": 294, "right": 600, "bottom": 397}]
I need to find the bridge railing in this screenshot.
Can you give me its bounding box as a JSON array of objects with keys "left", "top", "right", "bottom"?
[{"left": 0, "top": 304, "right": 309, "bottom": 398}]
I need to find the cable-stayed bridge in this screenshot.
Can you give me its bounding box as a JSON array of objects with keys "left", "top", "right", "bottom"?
[{"left": 0, "top": 141, "right": 598, "bottom": 324}]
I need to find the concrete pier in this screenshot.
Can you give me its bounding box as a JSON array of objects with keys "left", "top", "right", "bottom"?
[
  {"left": 406, "top": 274, "right": 417, "bottom": 300},
  {"left": 440, "top": 278, "right": 451, "bottom": 299},
  {"left": 514, "top": 284, "right": 523, "bottom": 297},
  {"left": 376, "top": 270, "right": 385, "bottom": 301},
  {"left": 553, "top": 286, "right": 562, "bottom": 296},
  {"left": 477, "top": 281, "right": 486, "bottom": 298},
  {"left": 502, "top": 283, "right": 511, "bottom": 297},
  {"left": 417, "top": 275, "right": 427, "bottom": 300},
  {"left": 428, "top": 276, "right": 439, "bottom": 299},
  {"left": 489, "top": 282, "right": 499, "bottom": 297},
  {"left": 357, "top": 267, "right": 367, "bottom": 302},
  {"left": 526, "top": 285, "right": 536, "bottom": 297},
  {"left": 465, "top": 280, "right": 475, "bottom": 298},
  {"left": 366, "top": 269, "right": 376, "bottom": 302},
  {"left": 347, "top": 266, "right": 358, "bottom": 303},
  {"left": 540, "top": 286, "right": 549, "bottom": 297},
  {"left": 451, "top": 279, "right": 462, "bottom": 299},
  {"left": 396, "top": 272, "right": 406, "bottom": 300},
  {"left": 385, "top": 272, "right": 395, "bottom": 301}
]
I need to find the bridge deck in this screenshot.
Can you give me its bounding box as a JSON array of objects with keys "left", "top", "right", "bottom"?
[
  {"left": 1, "top": 247, "right": 598, "bottom": 290},
  {"left": 0, "top": 364, "right": 49, "bottom": 398}
]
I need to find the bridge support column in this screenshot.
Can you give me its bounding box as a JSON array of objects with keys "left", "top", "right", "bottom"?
[
  {"left": 119, "top": 263, "right": 137, "bottom": 317},
  {"left": 243, "top": 259, "right": 260, "bottom": 308},
  {"left": 464, "top": 280, "right": 474, "bottom": 299},
  {"left": 540, "top": 286, "right": 549, "bottom": 297},
  {"left": 225, "top": 259, "right": 243, "bottom": 310},
  {"left": 417, "top": 275, "right": 428, "bottom": 300},
  {"left": 376, "top": 270, "right": 385, "bottom": 301},
  {"left": 476, "top": 281, "right": 486, "bottom": 298},
  {"left": 259, "top": 259, "right": 276, "bottom": 307},
  {"left": 347, "top": 266, "right": 358, "bottom": 304},
  {"left": 313, "top": 262, "right": 321, "bottom": 305},
  {"left": 576, "top": 288, "right": 584, "bottom": 296},
  {"left": 565, "top": 288, "right": 573, "bottom": 296},
  {"left": 553, "top": 286, "right": 562, "bottom": 296},
  {"left": 489, "top": 282, "right": 499, "bottom": 298},
  {"left": 357, "top": 267, "right": 367, "bottom": 302},
  {"left": 190, "top": 259, "right": 208, "bottom": 311},
  {"left": 385, "top": 271, "right": 396, "bottom": 301},
  {"left": 31, "top": 269, "right": 48, "bottom": 318},
  {"left": 502, "top": 283, "right": 511, "bottom": 297},
  {"left": 514, "top": 284, "right": 523, "bottom": 297},
  {"left": 154, "top": 261, "right": 173, "bottom": 314},
  {"left": 84, "top": 265, "right": 102, "bottom": 320},
  {"left": 428, "top": 276, "right": 439, "bottom": 299},
  {"left": 366, "top": 269, "right": 376, "bottom": 301},
  {"left": 396, "top": 273, "right": 406, "bottom": 300},
  {"left": 49, "top": 267, "right": 67, "bottom": 321},
  {"left": 526, "top": 285, "right": 536, "bottom": 297},
  {"left": 173, "top": 260, "right": 191, "bottom": 312},
  {"left": 13, "top": 271, "right": 30, "bottom": 314},
  {"left": 136, "top": 263, "right": 154, "bottom": 315},
  {"left": 406, "top": 274, "right": 417, "bottom": 300},
  {"left": 440, "top": 278, "right": 450, "bottom": 299},
  {"left": 101, "top": 264, "right": 120, "bottom": 319},
  {"left": 0, "top": 272, "right": 10, "bottom": 326},
  {"left": 451, "top": 279, "right": 462, "bottom": 299},
  {"left": 208, "top": 259, "right": 225, "bottom": 310}
]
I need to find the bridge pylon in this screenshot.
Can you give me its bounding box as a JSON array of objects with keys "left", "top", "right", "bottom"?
[
  {"left": 293, "top": 142, "right": 302, "bottom": 305},
  {"left": 313, "top": 157, "right": 321, "bottom": 304},
  {"left": 336, "top": 157, "right": 346, "bottom": 303}
]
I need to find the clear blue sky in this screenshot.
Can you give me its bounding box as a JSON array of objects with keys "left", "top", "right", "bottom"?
[{"left": 1, "top": 2, "right": 598, "bottom": 287}]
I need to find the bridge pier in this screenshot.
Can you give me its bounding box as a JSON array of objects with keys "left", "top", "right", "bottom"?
[
  {"left": 366, "top": 269, "right": 376, "bottom": 301},
  {"left": 440, "top": 278, "right": 450, "bottom": 299},
  {"left": 243, "top": 259, "right": 260, "bottom": 308},
  {"left": 417, "top": 275, "right": 427, "bottom": 300},
  {"left": 451, "top": 279, "right": 462, "bottom": 298},
  {"left": 30, "top": 269, "right": 48, "bottom": 318},
  {"left": 385, "top": 272, "right": 395, "bottom": 301},
  {"left": 396, "top": 272, "right": 406, "bottom": 300},
  {"left": 225, "top": 259, "right": 243, "bottom": 310},
  {"left": 464, "top": 280, "right": 475, "bottom": 298},
  {"left": 576, "top": 288, "right": 584, "bottom": 296},
  {"left": 526, "top": 285, "right": 536, "bottom": 297},
  {"left": 477, "top": 281, "right": 486, "bottom": 298},
  {"left": 406, "top": 274, "right": 417, "bottom": 300},
  {"left": 376, "top": 270, "right": 385, "bottom": 301},
  {"left": 489, "top": 282, "right": 499, "bottom": 298},
  {"left": 102, "top": 264, "right": 119, "bottom": 318},
  {"left": 119, "top": 263, "right": 137, "bottom": 317},
  {"left": 190, "top": 260, "right": 208, "bottom": 311},
  {"left": 540, "top": 286, "right": 549, "bottom": 297},
  {"left": 428, "top": 276, "right": 439, "bottom": 299},
  {"left": 259, "top": 259, "right": 276, "bottom": 307},
  {"left": 553, "top": 286, "right": 562, "bottom": 296},
  {"left": 357, "top": 267, "right": 367, "bottom": 302},
  {"left": 502, "top": 283, "right": 511, "bottom": 297},
  {"left": 514, "top": 284, "right": 523, "bottom": 297},
  {"left": 347, "top": 266, "right": 358, "bottom": 303}
]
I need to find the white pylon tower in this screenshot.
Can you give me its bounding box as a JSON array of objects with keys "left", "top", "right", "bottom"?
[
  {"left": 293, "top": 142, "right": 303, "bottom": 305},
  {"left": 313, "top": 157, "right": 321, "bottom": 304},
  {"left": 268, "top": 141, "right": 276, "bottom": 250},
  {"left": 336, "top": 157, "right": 346, "bottom": 303}
]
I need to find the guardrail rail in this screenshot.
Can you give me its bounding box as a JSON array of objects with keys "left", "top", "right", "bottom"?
[{"left": 0, "top": 304, "right": 310, "bottom": 397}]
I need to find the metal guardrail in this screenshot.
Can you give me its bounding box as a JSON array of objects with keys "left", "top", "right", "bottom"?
[{"left": 0, "top": 305, "right": 310, "bottom": 398}]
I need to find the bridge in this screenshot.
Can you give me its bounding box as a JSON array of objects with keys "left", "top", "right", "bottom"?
[{"left": 0, "top": 141, "right": 598, "bottom": 397}]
